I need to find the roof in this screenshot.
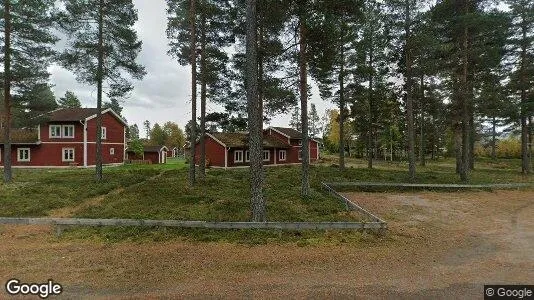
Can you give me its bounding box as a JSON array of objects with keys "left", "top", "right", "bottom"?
[
  {"left": 47, "top": 108, "right": 100, "bottom": 122},
  {"left": 0, "top": 128, "right": 40, "bottom": 145},
  {"left": 271, "top": 127, "right": 303, "bottom": 139},
  {"left": 44, "top": 108, "right": 127, "bottom": 125},
  {"left": 208, "top": 132, "right": 290, "bottom": 149},
  {"left": 143, "top": 145, "right": 168, "bottom": 153}
]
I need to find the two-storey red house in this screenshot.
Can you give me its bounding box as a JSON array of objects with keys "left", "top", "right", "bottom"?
[
  {"left": 0, "top": 108, "right": 127, "bottom": 168},
  {"left": 192, "top": 127, "right": 319, "bottom": 168}
]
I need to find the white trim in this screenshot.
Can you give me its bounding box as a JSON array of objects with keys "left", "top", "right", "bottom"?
[
  {"left": 298, "top": 149, "right": 302, "bottom": 161},
  {"left": 206, "top": 133, "right": 227, "bottom": 148},
  {"left": 83, "top": 121, "right": 88, "bottom": 167},
  {"left": 85, "top": 108, "right": 128, "bottom": 126},
  {"left": 245, "top": 150, "right": 250, "bottom": 162},
  {"left": 62, "top": 147, "right": 75, "bottom": 162},
  {"left": 234, "top": 150, "right": 243, "bottom": 163},
  {"left": 263, "top": 150, "right": 270, "bottom": 162},
  {"left": 49, "top": 125, "right": 61, "bottom": 138},
  {"left": 110, "top": 147, "right": 115, "bottom": 155},
  {"left": 63, "top": 125, "right": 75, "bottom": 138},
  {"left": 224, "top": 147, "right": 228, "bottom": 169},
  {"left": 268, "top": 127, "right": 291, "bottom": 139},
  {"left": 101, "top": 127, "right": 107, "bottom": 140},
  {"left": 41, "top": 142, "right": 125, "bottom": 145},
  {"left": 17, "top": 148, "right": 31, "bottom": 162},
  {"left": 37, "top": 125, "right": 41, "bottom": 141},
  {"left": 279, "top": 150, "right": 287, "bottom": 161}
]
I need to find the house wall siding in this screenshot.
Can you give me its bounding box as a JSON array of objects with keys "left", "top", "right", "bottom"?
[
  {"left": 195, "top": 137, "right": 226, "bottom": 167},
  {"left": 1, "top": 111, "right": 125, "bottom": 168}
]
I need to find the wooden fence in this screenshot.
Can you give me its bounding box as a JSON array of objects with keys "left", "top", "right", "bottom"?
[
  {"left": 324, "top": 181, "right": 532, "bottom": 191},
  {"left": 322, "top": 183, "right": 387, "bottom": 224},
  {"left": 0, "top": 217, "right": 386, "bottom": 235}
]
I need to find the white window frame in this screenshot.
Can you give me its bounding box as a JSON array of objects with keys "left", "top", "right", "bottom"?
[
  {"left": 63, "top": 125, "right": 75, "bottom": 138},
  {"left": 17, "top": 148, "right": 30, "bottom": 162},
  {"left": 263, "top": 150, "right": 270, "bottom": 162},
  {"left": 49, "top": 125, "right": 62, "bottom": 138},
  {"left": 279, "top": 150, "right": 287, "bottom": 161},
  {"left": 234, "top": 150, "right": 243, "bottom": 163},
  {"left": 110, "top": 148, "right": 115, "bottom": 155},
  {"left": 101, "top": 127, "right": 107, "bottom": 140},
  {"left": 298, "top": 140, "right": 302, "bottom": 145},
  {"left": 298, "top": 150, "right": 302, "bottom": 161},
  {"left": 245, "top": 150, "right": 250, "bottom": 162},
  {"left": 62, "top": 148, "right": 75, "bottom": 162}
]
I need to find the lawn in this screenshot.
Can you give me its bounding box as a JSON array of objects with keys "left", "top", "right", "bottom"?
[{"left": 1, "top": 156, "right": 531, "bottom": 220}]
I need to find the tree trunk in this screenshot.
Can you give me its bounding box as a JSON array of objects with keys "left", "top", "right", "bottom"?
[
  {"left": 455, "top": 122, "right": 462, "bottom": 174},
  {"left": 338, "top": 26, "right": 345, "bottom": 170},
  {"left": 419, "top": 74, "right": 425, "bottom": 166},
  {"left": 246, "top": 0, "right": 265, "bottom": 222},
  {"left": 529, "top": 116, "right": 533, "bottom": 170},
  {"left": 491, "top": 116, "right": 496, "bottom": 160},
  {"left": 367, "top": 27, "right": 374, "bottom": 170},
  {"left": 405, "top": 0, "right": 416, "bottom": 181},
  {"left": 459, "top": 5, "right": 470, "bottom": 183},
  {"left": 299, "top": 15, "right": 310, "bottom": 197},
  {"left": 95, "top": 0, "right": 104, "bottom": 181},
  {"left": 198, "top": 9, "right": 206, "bottom": 180},
  {"left": 3, "top": 0, "right": 12, "bottom": 183},
  {"left": 189, "top": 0, "right": 197, "bottom": 186},
  {"left": 520, "top": 18, "right": 531, "bottom": 174}
]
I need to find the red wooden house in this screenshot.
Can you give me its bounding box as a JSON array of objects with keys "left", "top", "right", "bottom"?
[
  {"left": 0, "top": 108, "right": 126, "bottom": 168},
  {"left": 126, "top": 145, "right": 168, "bottom": 164},
  {"left": 192, "top": 127, "right": 319, "bottom": 168}
]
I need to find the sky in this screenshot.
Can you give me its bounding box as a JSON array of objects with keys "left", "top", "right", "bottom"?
[{"left": 48, "top": 0, "right": 334, "bottom": 138}]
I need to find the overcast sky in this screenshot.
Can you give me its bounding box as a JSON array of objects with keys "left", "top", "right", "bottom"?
[{"left": 48, "top": 0, "right": 333, "bottom": 138}]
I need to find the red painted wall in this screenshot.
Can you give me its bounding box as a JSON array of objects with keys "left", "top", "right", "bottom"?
[
  {"left": 0, "top": 111, "right": 125, "bottom": 167},
  {"left": 144, "top": 152, "right": 160, "bottom": 164},
  {"left": 194, "top": 137, "right": 226, "bottom": 167}
]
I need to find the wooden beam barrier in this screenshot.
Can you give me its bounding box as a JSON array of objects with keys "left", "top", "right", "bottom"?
[
  {"left": 323, "top": 182, "right": 532, "bottom": 191},
  {"left": 0, "top": 217, "right": 386, "bottom": 232},
  {"left": 322, "top": 183, "right": 387, "bottom": 225}
]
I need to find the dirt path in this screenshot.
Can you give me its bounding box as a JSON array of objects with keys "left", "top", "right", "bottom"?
[
  {"left": 0, "top": 190, "right": 533, "bottom": 299},
  {"left": 48, "top": 170, "right": 167, "bottom": 218}
]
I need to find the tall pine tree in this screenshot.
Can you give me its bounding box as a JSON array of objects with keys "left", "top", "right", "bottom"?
[{"left": 58, "top": 0, "right": 145, "bottom": 181}]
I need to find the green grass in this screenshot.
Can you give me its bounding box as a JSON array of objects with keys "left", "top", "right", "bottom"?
[{"left": 0, "top": 156, "right": 531, "bottom": 244}]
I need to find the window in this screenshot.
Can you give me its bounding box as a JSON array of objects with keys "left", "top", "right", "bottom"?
[
  {"left": 234, "top": 150, "right": 243, "bottom": 162},
  {"left": 17, "top": 148, "right": 30, "bottom": 162},
  {"left": 298, "top": 140, "right": 302, "bottom": 145},
  {"left": 63, "top": 125, "right": 74, "bottom": 138},
  {"left": 279, "top": 150, "right": 287, "bottom": 161},
  {"left": 263, "top": 150, "right": 270, "bottom": 162},
  {"left": 49, "top": 125, "right": 61, "bottom": 138},
  {"left": 110, "top": 148, "right": 115, "bottom": 155},
  {"left": 101, "top": 127, "right": 107, "bottom": 140},
  {"left": 298, "top": 150, "right": 302, "bottom": 161},
  {"left": 245, "top": 150, "right": 250, "bottom": 162},
  {"left": 62, "top": 148, "right": 75, "bottom": 162}
]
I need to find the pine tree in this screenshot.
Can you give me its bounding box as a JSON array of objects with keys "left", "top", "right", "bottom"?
[
  {"left": 149, "top": 123, "right": 168, "bottom": 146},
  {"left": 289, "top": 106, "right": 302, "bottom": 131},
  {"left": 58, "top": 91, "right": 82, "bottom": 108},
  {"left": 128, "top": 124, "right": 140, "bottom": 140},
  {"left": 1, "top": 0, "right": 57, "bottom": 183},
  {"left": 309, "top": 103, "right": 321, "bottom": 138},
  {"left": 246, "top": 0, "right": 265, "bottom": 222},
  {"left": 143, "top": 120, "right": 151, "bottom": 139},
  {"left": 13, "top": 83, "right": 58, "bottom": 128},
  {"left": 506, "top": 0, "right": 534, "bottom": 174},
  {"left": 58, "top": 0, "right": 145, "bottom": 181},
  {"left": 103, "top": 98, "right": 124, "bottom": 117}
]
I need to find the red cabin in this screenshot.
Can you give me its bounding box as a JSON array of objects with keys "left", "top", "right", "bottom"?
[
  {"left": 0, "top": 108, "right": 126, "bottom": 168},
  {"left": 192, "top": 127, "right": 319, "bottom": 168}
]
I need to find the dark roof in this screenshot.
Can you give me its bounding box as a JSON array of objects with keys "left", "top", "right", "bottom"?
[
  {"left": 0, "top": 128, "right": 39, "bottom": 144},
  {"left": 209, "top": 132, "right": 290, "bottom": 149},
  {"left": 143, "top": 145, "right": 167, "bottom": 153},
  {"left": 46, "top": 108, "right": 100, "bottom": 122},
  {"left": 271, "top": 127, "right": 303, "bottom": 139}
]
